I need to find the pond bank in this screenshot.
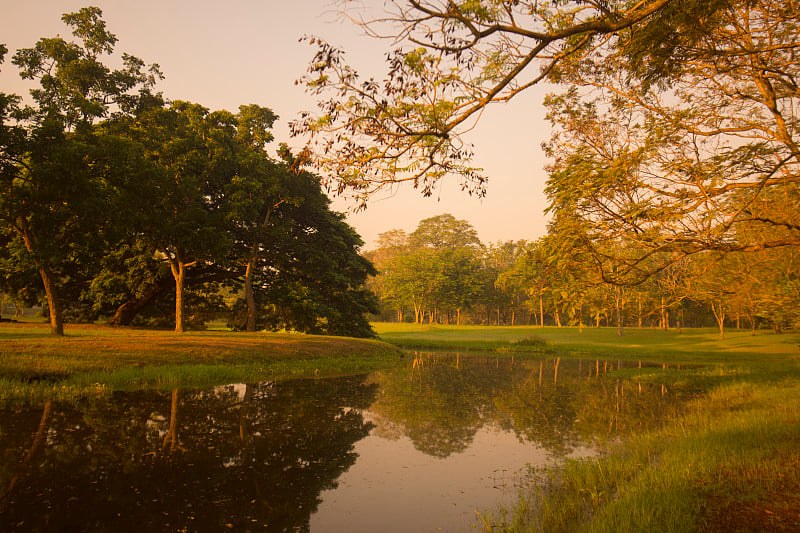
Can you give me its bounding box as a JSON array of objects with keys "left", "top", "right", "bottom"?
[{"left": 0, "top": 323, "right": 403, "bottom": 402}]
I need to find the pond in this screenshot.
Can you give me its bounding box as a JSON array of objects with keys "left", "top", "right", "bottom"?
[{"left": 0, "top": 354, "right": 696, "bottom": 532}]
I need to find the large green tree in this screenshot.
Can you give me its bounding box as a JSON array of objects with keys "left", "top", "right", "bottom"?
[
  {"left": 228, "top": 161, "right": 379, "bottom": 337},
  {"left": 375, "top": 214, "right": 484, "bottom": 324},
  {"left": 225, "top": 105, "right": 280, "bottom": 332},
  {"left": 114, "top": 101, "right": 237, "bottom": 333},
  {"left": 0, "top": 7, "right": 160, "bottom": 335}
]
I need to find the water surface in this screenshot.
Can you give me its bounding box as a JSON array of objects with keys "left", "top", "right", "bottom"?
[{"left": 0, "top": 354, "right": 695, "bottom": 532}]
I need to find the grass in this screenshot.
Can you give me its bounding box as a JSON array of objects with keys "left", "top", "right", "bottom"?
[
  {"left": 480, "top": 380, "right": 800, "bottom": 532},
  {"left": 0, "top": 322, "right": 403, "bottom": 402},
  {"left": 374, "top": 322, "right": 800, "bottom": 363}
]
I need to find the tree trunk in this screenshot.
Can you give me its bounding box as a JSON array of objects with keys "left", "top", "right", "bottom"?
[
  {"left": 638, "top": 296, "right": 643, "bottom": 328},
  {"left": 239, "top": 384, "right": 255, "bottom": 463},
  {"left": 38, "top": 265, "right": 64, "bottom": 336},
  {"left": 168, "top": 249, "right": 193, "bottom": 334},
  {"left": 18, "top": 221, "right": 63, "bottom": 336},
  {"left": 2, "top": 401, "right": 52, "bottom": 501},
  {"left": 554, "top": 307, "right": 562, "bottom": 328},
  {"left": 108, "top": 280, "right": 169, "bottom": 326},
  {"left": 711, "top": 301, "right": 725, "bottom": 340},
  {"left": 413, "top": 302, "right": 422, "bottom": 324},
  {"left": 244, "top": 254, "right": 258, "bottom": 332},
  {"left": 163, "top": 389, "right": 180, "bottom": 452},
  {"left": 244, "top": 206, "right": 274, "bottom": 332},
  {"left": 539, "top": 295, "right": 544, "bottom": 327},
  {"left": 174, "top": 262, "right": 186, "bottom": 333}
]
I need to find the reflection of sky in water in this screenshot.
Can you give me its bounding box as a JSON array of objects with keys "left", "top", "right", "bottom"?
[{"left": 312, "top": 420, "right": 593, "bottom": 533}]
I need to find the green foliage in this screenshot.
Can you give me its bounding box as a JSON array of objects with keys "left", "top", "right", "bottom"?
[
  {"left": 370, "top": 214, "right": 487, "bottom": 325},
  {"left": 228, "top": 169, "right": 379, "bottom": 337},
  {"left": 0, "top": 6, "right": 161, "bottom": 335},
  {"left": 511, "top": 335, "right": 550, "bottom": 349},
  {"left": 0, "top": 8, "right": 380, "bottom": 338}
]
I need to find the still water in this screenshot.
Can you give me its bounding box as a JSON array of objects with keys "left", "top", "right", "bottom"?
[{"left": 0, "top": 354, "right": 695, "bottom": 532}]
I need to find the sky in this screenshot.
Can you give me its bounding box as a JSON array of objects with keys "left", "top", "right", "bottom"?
[{"left": 0, "top": 0, "right": 554, "bottom": 250}]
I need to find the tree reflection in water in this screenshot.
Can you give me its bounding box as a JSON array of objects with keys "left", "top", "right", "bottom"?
[
  {"left": 370, "top": 354, "right": 695, "bottom": 458},
  {"left": 0, "top": 376, "right": 377, "bottom": 532},
  {"left": 0, "top": 356, "right": 697, "bottom": 532}
]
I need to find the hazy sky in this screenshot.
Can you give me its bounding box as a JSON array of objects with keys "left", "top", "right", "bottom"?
[{"left": 0, "top": 0, "right": 554, "bottom": 249}]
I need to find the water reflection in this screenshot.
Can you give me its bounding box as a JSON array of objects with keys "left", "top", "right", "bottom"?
[
  {"left": 371, "top": 354, "right": 691, "bottom": 459},
  {"left": 0, "top": 355, "right": 697, "bottom": 532},
  {"left": 0, "top": 377, "right": 377, "bottom": 532}
]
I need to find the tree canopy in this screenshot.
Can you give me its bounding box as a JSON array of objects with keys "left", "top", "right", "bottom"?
[
  {"left": 0, "top": 7, "right": 378, "bottom": 337},
  {"left": 298, "top": 0, "right": 799, "bottom": 320},
  {"left": 543, "top": 0, "right": 800, "bottom": 281},
  {"left": 0, "top": 7, "right": 161, "bottom": 335}
]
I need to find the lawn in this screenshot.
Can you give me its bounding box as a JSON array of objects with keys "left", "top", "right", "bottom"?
[
  {"left": 374, "top": 322, "right": 800, "bottom": 363},
  {"left": 0, "top": 322, "right": 402, "bottom": 401}
]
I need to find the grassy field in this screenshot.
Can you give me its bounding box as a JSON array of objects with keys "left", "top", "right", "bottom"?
[
  {"left": 372, "top": 323, "right": 800, "bottom": 532},
  {"left": 374, "top": 322, "right": 800, "bottom": 362},
  {"left": 0, "top": 322, "right": 402, "bottom": 401}
]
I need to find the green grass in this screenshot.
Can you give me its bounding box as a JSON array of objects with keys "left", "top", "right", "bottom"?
[
  {"left": 374, "top": 322, "right": 800, "bottom": 363},
  {"left": 0, "top": 322, "right": 403, "bottom": 402},
  {"left": 480, "top": 379, "right": 800, "bottom": 532}
]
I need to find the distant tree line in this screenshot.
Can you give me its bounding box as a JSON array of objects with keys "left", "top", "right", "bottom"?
[
  {"left": 366, "top": 214, "right": 799, "bottom": 338},
  {"left": 0, "top": 8, "right": 377, "bottom": 337}
]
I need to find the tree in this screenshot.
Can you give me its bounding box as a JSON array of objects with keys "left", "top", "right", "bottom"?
[
  {"left": 503, "top": 239, "right": 555, "bottom": 327},
  {"left": 228, "top": 161, "right": 379, "bottom": 338},
  {"left": 364, "top": 230, "right": 412, "bottom": 322},
  {"left": 0, "top": 7, "right": 160, "bottom": 335},
  {"left": 224, "top": 105, "right": 280, "bottom": 332},
  {"left": 369, "top": 215, "right": 485, "bottom": 324},
  {"left": 292, "top": 0, "right": 675, "bottom": 206},
  {"left": 115, "top": 101, "right": 236, "bottom": 333},
  {"left": 485, "top": 241, "right": 527, "bottom": 325},
  {"left": 542, "top": 0, "right": 800, "bottom": 282}
]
